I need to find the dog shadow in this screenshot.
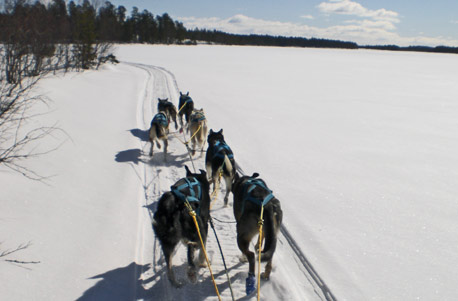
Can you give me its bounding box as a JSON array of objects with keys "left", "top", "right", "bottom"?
[
  {"left": 76, "top": 262, "right": 151, "bottom": 301},
  {"left": 129, "top": 128, "right": 149, "bottom": 142},
  {"left": 145, "top": 152, "right": 189, "bottom": 168},
  {"left": 115, "top": 148, "right": 145, "bottom": 165},
  {"left": 144, "top": 202, "right": 157, "bottom": 216}
]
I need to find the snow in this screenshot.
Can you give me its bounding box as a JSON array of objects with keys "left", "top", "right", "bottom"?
[{"left": 2, "top": 44, "right": 458, "bottom": 300}]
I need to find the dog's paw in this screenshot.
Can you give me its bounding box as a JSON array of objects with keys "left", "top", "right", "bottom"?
[
  {"left": 261, "top": 272, "right": 270, "bottom": 280},
  {"left": 170, "top": 279, "right": 185, "bottom": 288},
  {"left": 198, "top": 261, "right": 207, "bottom": 268},
  {"left": 187, "top": 269, "right": 197, "bottom": 283},
  {"left": 245, "top": 274, "right": 256, "bottom": 295}
]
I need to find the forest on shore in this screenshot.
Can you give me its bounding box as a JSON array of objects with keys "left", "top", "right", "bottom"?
[{"left": 1, "top": 0, "right": 457, "bottom": 55}]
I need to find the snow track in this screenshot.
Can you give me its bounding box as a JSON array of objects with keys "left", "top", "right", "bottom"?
[{"left": 126, "top": 62, "right": 336, "bottom": 301}]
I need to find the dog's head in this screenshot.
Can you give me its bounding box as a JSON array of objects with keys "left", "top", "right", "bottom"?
[
  {"left": 184, "top": 165, "right": 209, "bottom": 188},
  {"left": 157, "top": 98, "right": 169, "bottom": 113},
  {"left": 179, "top": 91, "right": 190, "bottom": 101},
  {"left": 207, "top": 129, "right": 224, "bottom": 144},
  {"left": 232, "top": 172, "right": 259, "bottom": 193}
]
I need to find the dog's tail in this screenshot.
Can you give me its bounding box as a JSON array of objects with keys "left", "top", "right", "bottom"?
[
  {"left": 223, "top": 154, "right": 234, "bottom": 178},
  {"left": 156, "top": 123, "right": 167, "bottom": 139},
  {"left": 149, "top": 125, "right": 156, "bottom": 143},
  {"left": 261, "top": 203, "right": 282, "bottom": 262}
]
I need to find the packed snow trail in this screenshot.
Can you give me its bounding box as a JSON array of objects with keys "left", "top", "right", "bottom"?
[{"left": 125, "top": 62, "right": 335, "bottom": 301}]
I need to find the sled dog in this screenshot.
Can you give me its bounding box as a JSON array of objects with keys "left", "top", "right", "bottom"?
[
  {"left": 205, "top": 129, "right": 235, "bottom": 206},
  {"left": 152, "top": 166, "right": 211, "bottom": 286},
  {"left": 232, "top": 172, "right": 283, "bottom": 295},
  {"left": 157, "top": 98, "right": 178, "bottom": 130},
  {"left": 149, "top": 111, "right": 169, "bottom": 157},
  {"left": 178, "top": 92, "right": 194, "bottom": 131},
  {"left": 188, "top": 108, "right": 208, "bottom": 156}
]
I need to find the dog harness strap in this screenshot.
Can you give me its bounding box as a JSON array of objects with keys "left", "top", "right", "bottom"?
[
  {"left": 213, "top": 140, "right": 234, "bottom": 159},
  {"left": 152, "top": 112, "right": 169, "bottom": 127},
  {"left": 171, "top": 176, "right": 201, "bottom": 204},
  {"left": 181, "top": 96, "right": 193, "bottom": 104},
  {"left": 241, "top": 179, "right": 274, "bottom": 214},
  {"left": 191, "top": 111, "right": 206, "bottom": 122}
]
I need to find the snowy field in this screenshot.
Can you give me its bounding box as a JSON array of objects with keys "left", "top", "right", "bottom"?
[{"left": 2, "top": 44, "right": 458, "bottom": 300}]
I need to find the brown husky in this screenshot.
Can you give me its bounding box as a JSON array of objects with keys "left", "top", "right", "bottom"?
[
  {"left": 188, "top": 108, "right": 208, "bottom": 156},
  {"left": 149, "top": 112, "right": 169, "bottom": 157},
  {"left": 157, "top": 98, "right": 178, "bottom": 130}
]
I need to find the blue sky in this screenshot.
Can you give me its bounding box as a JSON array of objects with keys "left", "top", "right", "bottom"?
[{"left": 107, "top": 0, "right": 458, "bottom": 46}]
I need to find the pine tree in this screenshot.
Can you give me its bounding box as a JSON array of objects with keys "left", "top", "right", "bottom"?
[{"left": 72, "top": 0, "right": 96, "bottom": 69}]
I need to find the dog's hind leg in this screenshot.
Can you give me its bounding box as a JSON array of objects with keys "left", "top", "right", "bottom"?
[
  {"left": 223, "top": 156, "right": 234, "bottom": 206},
  {"left": 171, "top": 110, "right": 178, "bottom": 130},
  {"left": 212, "top": 170, "right": 221, "bottom": 201},
  {"left": 187, "top": 243, "right": 198, "bottom": 283},
  {"left": 238, "top": 231, "right": 257, "bottom": 295},
  {"left": 197, "top": 231, "right": 208, "bottom": 267},
  {"left": 191, "top": 130, "right": 197, "bottom": 156},
  {"left": 163, "top": 138, "right": 168, "bottom": 158},
  {"left": 237, "top": 217, "right": 258, "bottom": 276},
  {"left": 149, "top": 126, "right": 155, "bottom": 156},
  {"left": 261, "top": 260, "right": 273, "bottom": 280},
  {"left": 206, "top": 162, "right": 213, "bottom": 184},
  {"left": 163, "top": 246, "right": 182, "bottom": 287},
  {"left": 150, "top": 143, "right": 154, "bottom": 156},
  {"left": 223, "top": 175, "right": 232, "bottom": 206}
]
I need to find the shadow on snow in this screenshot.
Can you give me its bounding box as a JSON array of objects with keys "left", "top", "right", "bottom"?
[
  {"left": 129, "top": 128, "right": 149, "bottom": 142},
  {"left": 76, "top": 262, "right": 151, "bottom": 301}
]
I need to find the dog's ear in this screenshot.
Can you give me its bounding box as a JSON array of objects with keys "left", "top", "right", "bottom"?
[
  {"left": 184, "top": 165, "right": 192, "bottom": 176},
  {"left": 218, "top": 129, "right": 223, "bottom": 134},
  {"left": 199, "top": 169, "right": 207, "bottom": 177},
  {"left": 165, "top": 98, "right": 168, "bottom": 101},
  {"left": 180, "top": 92, "right": 183, "bottom": 96},
  {"left": 209, "top": 129, "right": 214, "bottom": 135},
  {"left": 252, "top": 172, "right": 259, "bottom": 178},
  {"left": 186, "top": 92, "right": 189, "bottom": 96}
]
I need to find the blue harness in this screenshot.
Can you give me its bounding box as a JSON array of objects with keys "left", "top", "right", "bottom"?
[
  {"left": 212, "top": 140, "right": 234, "bottom": 160},
  {"left": 190, "top": 111, "right": 206, "bottom": 122},
  {"left": 152, "top": 112, "right": 169, "bottom": 127},
  {"left": 241, "top": 178, "right": 274, "bottom": 214},
  {"left": 171, "top": 177, "right": 202, "bottom": 214}
]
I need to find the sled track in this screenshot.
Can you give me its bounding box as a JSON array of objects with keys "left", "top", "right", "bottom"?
[{"left": 126, "top": 62, "right": 337, "bottom": 301}]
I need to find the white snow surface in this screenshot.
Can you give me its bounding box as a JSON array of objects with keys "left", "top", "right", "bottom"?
[{"left": 2, "top": 44, "right": 458, "bottom": 300}]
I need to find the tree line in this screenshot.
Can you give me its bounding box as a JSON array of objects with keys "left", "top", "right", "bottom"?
[
  {"left": 2, "top": 0, "right": 457, "bottom": 56},
  {"left": 0, "top": 0, "right": 357, "bottom": 49}
]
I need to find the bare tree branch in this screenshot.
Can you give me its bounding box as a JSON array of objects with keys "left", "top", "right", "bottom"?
[{"left": 0, "top": 241, "right": 40, "bottom": 267}]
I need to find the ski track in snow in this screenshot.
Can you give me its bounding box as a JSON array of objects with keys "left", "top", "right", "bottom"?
[{"left": 125, "top": 62, "right": 335, "bottom": 301}]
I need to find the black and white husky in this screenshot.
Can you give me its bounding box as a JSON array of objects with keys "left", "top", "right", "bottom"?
[
  {"left": 178, "top": 92, "right": 194, "bottom": 131},
  {"left": 205, "top": 129, "right": 235, "bottom": 206},
  {"left": 232, "top": 172, "right": 283, "bottom": 295},
  {"left": 152, "top": 166, "right": 211, "bottom": 287},
  {"left": 157, "top": 98, "right": 178, "bottom": 130},
  {"left": 188, "top": 108, "right": 208, "bottom": 156},
  {"left": 149, "top": 111, "right": 169, "bottom": 157}
]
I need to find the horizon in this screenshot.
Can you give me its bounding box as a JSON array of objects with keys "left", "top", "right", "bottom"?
[{"left": 105, "top": 0, "right": 458, "bottom": 47}]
